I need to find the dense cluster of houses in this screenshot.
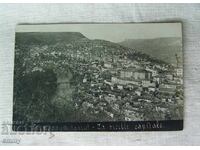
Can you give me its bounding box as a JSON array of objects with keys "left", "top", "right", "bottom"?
[
  {"left": 27, "top": 44, "right": 183, "bottom": 121},
  {"left": 74, "top": 53, "right": 183, "bottom": 121}
]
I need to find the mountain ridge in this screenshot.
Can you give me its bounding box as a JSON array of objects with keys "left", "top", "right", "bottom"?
[
  {"left": 15, "top": 32, "right": 87, "bottom": 46},
  {"left": 119, "top": 37, "right": 182, "bottom": 65}
]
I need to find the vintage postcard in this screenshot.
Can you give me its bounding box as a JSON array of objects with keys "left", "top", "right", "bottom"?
[{"left": 13, "top": 23, "right": 183, "bottom": 131}]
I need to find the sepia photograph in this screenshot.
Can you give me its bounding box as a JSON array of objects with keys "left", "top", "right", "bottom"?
[{"left": 13, "top": 23, "right": 183, "bottom": 131}]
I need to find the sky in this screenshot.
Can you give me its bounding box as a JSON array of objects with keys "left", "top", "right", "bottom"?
[{"left": 16, "top": 23, "right": 182, "bottom": 43}]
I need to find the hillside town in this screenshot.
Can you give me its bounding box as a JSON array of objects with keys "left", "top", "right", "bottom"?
[
  {"left": 64, "top": 44, "right": 184, "bottom": 121},
  {"left": 14, "top": 33, "right": 183, "bottom": 122}
]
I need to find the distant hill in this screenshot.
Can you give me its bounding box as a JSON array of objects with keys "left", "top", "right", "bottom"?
[
  {"left": 15, "top": 32, "right": 86, "bottom": 46},
  {"left": 119, "top": 37, "right": 182, "bottom": 66}
]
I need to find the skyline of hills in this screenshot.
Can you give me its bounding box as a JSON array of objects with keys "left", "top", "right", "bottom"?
[{"left": 119, "top": 37, "right": 182, "bottom": 66}]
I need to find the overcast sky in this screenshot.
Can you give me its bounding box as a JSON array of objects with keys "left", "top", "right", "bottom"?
[{"left": 16, "top": 23, "right": 182, "bottom": 43}]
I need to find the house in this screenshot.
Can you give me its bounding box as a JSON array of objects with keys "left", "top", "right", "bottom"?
[
  {"left": 91, "top": 61, "right": 98, "bottom": 67},
  {"left": 155, "top": 106, "right": 167, "bottom": 113},
  {"left": 113, "top": 103, "right": 120, "bottom": 111},
  {"left": 153, "top": 76, "right": 161, "bottom": 84},
  {"left": 166, "top": 74, "right": 173, "bottom": 80},
  {"left": 159, "top": 83, "right": 176, "bottom": 94},
  {"left": 111, "top": 77, "right": 140, "bottom": 86},
  {"left": 117, "top": 85, "right": 123, "bottom": 90},
  {"left": 148, "top": 87, "right": 156, "bottom": 92},
  {"left": 159, "top": 87, "right": 176, "bottom": 94},
  {"left": 124, "top": 110, "right": 139, "bottom": 121},
  {"left": 126, "top": 84, "right": 138, "bottom": 90},
  {"left": 125, "top": 117, "right": 132, "bottom": 121},
  {"left": 135, "top": 90, "right": 142, "bottom": 96},
  {"left": 83, "top": 78, "right": 87, "bottom": 83},
  {"left": 82, "top": 102, "right": 94, "bottom": 110},
  {"left": 159, "top": 83, "right": 176, "bottom": 89},
  {"left": 176, "top": 67, "right": 183, "bottom": 76},
  {"left": 104, "top": 63, "right": 112, "bottom": 68},
  {"left": 104, "top": 110, "right": 114, "bottom": 118},
  {"left": 120, "top": 69, "right": 133, "bottom": 78},
  {"left": 138, "top": 98, "right": 152, "bottom": 103},
  {"left": 105, "top": 94, "right": 116, "bottom": 103},
  {"left": 145, "top": 67, "right": 158, "bottom": 76},
  {"left": 142, "top": 80, "right": 156, "bottom": 88},
  {"left": 133, "top": 71, "right": 146, "bottom": 80},
  {"left": 104, "top": 80, "right": 112, "bottom": 86},
  {"left": 126, "top": 61, "right": 141, "bottom": 68},
  {"left": 133, "top": 69, "right": 152, "bottom": 80},
  {"left": 110, "top": 69, "right": 117, "bottom": 75},
  {"left": 111, "top": 77, "right": 124, "bottom": 85},
  {"left": 119, "top": 68, "right": 153, "bottom": 80},
  {"left": 173, "top": 77, "right": 183, "bottom": 85}
]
